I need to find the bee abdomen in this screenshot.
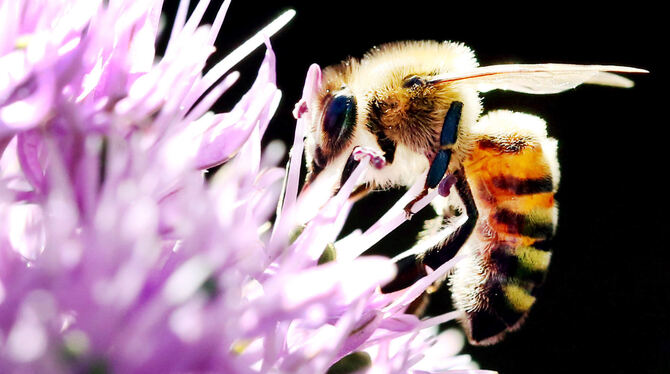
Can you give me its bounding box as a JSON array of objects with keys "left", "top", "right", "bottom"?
[
  {"left": 457, "top": 240, "right": 552, "bottom": 345},
  {"left": 452, "top": 111, "right": 559, "bottom": 345}
]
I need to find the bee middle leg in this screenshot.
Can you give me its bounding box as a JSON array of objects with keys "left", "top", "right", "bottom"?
[
  {"left": 420, "top": 169, "right": 478, "bottom": 271},
  {"left": 404, "top": 101, "right": 463, "bottom": 217},
  {"left": 383, "top": 170, "right": 478, "bottom": 295}
]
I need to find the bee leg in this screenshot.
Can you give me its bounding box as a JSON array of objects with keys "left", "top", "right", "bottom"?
[
  {"left": 403, "top": 189, "right": 429, "bottom": 218},
  {"left": 383, "top": 173, "right": 477, "bottom": 316},
  {"left": 348, "top": 184, "right": 371, "bottom": 202},
  {"left": 420, "top": 169, "right": 478, "bottom": 271},
  {"left": 336, "top": 146, "right": 385, "bottom": 198},
  {"left": 402, "top": 149, "right": 452, "bottom": 218},
  {"left": 381, "top": 254, "right": 427, "bottom": 293},
  {"left": 332, "top": 150, "right": 361, "bottom": 198},
  {"left": 404, "top": 101, "right": 463, "bottom": 217}
]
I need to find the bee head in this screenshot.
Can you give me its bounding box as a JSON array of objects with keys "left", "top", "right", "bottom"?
[{"left": 302, "top": 41, "right": 485, "bottom": 192}]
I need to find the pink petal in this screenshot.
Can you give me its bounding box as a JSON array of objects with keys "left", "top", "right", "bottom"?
[{"left": 16, "top": 129, "right": 46, "bottom": 193}]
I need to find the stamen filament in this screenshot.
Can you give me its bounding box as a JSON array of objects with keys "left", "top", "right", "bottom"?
[{"left": 197, "top": 9, "right": 295, "bottom": 99}]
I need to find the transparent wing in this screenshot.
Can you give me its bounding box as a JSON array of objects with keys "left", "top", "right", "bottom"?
[{"left": 429, "top": 64, "right": 648, "bottom": 94}]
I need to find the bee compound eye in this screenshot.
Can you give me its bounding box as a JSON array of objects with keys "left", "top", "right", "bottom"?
[
  {"left": 322, "top": 94, "right": 356, "bottom": 142},
  {"left": 402, "top": 75, "right": 424, "bottom": 88}
]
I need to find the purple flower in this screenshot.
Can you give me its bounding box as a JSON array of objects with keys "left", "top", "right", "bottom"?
[{"left": 0, "top": 1, "right": 495, "bottom": 373}]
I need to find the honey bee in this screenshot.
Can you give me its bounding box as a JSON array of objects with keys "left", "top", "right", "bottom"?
[{"left": 301, "top": 40, "right": 645, "bottom": 345}]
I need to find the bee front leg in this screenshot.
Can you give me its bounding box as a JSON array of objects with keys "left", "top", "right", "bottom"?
[
  {"left": 404, "top": 101, "right": 463, "bottom": 218},
  {"left": 336, "top": 146, "right": 385, "bottom": 199}
]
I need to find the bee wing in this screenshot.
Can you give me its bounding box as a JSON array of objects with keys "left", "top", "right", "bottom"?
[{"left": 429, "top": 64, "right": 648, "bottom": 94}]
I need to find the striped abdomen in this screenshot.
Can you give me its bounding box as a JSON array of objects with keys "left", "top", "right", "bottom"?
[{"left": 450, "top": 111, "right": 559, "bottom": 345}]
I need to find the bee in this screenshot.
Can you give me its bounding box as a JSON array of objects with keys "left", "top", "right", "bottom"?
[{"left": 301, "top": 40, "right": 645, "bottom": 345}]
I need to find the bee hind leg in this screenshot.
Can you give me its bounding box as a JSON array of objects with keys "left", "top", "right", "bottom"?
[{"left": 381, "top": 254, "right": 427, "bottom": 293}]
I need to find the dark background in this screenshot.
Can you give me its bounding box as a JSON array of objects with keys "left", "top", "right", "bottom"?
[{"left": 161, "top": 1, "right": 666, "bottom": 373}]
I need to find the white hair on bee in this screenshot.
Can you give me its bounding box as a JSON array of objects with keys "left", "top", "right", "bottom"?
[
  {"left": 357, "top": 41, "right": 479, "bottom": 89},
  {"left": 473, "top": 110, "right": 548, "bottom": 140},
  {"left": 448, "top": 239, "right": 487, "bottom": 313}
]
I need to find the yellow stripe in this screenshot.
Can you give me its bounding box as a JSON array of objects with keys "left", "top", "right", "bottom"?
[
  {"left": 516, "top": 246, "right": 551, "bottom": 271},
  {"left": 526, "top": 207, "right": 554, "bottom": 226},
  {"left": 503, "top": 284, "right": 536, "bottom": 312}
]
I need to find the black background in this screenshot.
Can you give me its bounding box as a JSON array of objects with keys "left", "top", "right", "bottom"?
[{"left": 161, "top": 1, "right": 666, "bottom": 373}]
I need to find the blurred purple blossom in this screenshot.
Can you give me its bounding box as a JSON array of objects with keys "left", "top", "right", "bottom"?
[{"left": 0, "top": 0, "right": 495, "bottom": 373}]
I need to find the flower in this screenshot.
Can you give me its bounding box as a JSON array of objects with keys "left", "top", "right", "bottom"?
[{"left": 0, "top": 0, "right": 495, "bottom": 373}]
